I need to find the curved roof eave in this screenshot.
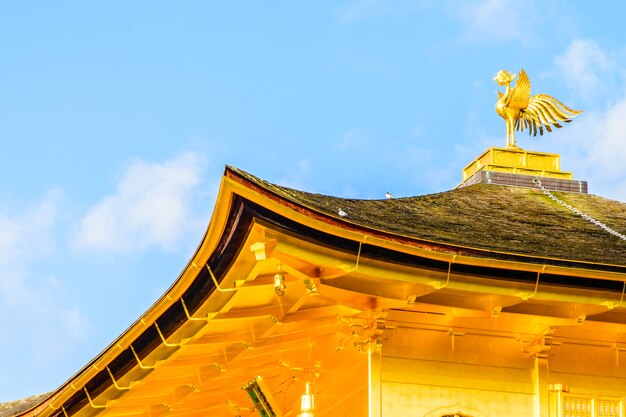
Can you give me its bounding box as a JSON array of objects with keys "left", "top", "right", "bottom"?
[
  {"left": 15, "top": 165, "right": 626, "bottom": 417},
  {"left": 16, "top": 169, "right": 239, "bottom": 417}
]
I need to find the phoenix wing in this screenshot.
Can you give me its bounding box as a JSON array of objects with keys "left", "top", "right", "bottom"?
[
  {"left": 506, "top": 69, "right": 531, "bottom": 110},
  {"left": 516, "top": 94, "right": 582, "bottom": 136}
]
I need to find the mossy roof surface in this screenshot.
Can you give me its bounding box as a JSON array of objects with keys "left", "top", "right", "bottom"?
[
  {"left": 0, "top": 393, "right": 49, "bottom": 417},
  {"left": 230, "top": 167, "right": 626, "bottom": 267}
]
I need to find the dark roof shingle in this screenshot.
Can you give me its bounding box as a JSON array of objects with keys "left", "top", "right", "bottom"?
[
  {"left": 229, "top": 166, "right": 626, "bottom": 267},
  {"left": 0, "top": 393, "right": 49, "bottom": 417}
]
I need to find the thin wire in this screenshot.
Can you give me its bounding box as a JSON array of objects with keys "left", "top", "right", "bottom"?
[{"left": 533, "top": 178, "right": 626, "bottom": 241}]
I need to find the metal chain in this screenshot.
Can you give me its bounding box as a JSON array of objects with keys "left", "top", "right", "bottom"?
[{"left": 532, "top": 178, "right": 626, "bottom": 241}]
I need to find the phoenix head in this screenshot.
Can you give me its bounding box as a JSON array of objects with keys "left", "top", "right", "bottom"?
[{"left": 494, "top": 70, "right": 516, "bottom": 86}]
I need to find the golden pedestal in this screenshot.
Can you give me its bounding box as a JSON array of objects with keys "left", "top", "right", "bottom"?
[{"left": 462, "top": 147, "right": 572, "bottom": 183}]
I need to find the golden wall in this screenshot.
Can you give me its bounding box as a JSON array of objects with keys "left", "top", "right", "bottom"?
[{"left": 378, "top": 316, "right": 626, "bottom": 417}]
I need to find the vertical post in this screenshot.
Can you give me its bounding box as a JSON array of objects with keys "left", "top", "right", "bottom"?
[
  {"left": 369, "top": 342, "right": 382, "bottom": 417},
  {"left": 534, "top": 355, "right": 550, "bottom": 417}
]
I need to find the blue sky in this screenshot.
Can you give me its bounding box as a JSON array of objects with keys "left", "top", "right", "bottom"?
[{"left": 2, "top": 0, "right": 626, "bottom": 401}]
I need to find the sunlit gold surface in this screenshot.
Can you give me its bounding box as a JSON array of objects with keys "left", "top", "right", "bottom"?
[
  {"left": 495, "top": 69, "right": 582, "bottom": 148},
  {"left": 462, "top": 147, "right": 571, "bottom": 182},
  {"left": 17, "top": 165, "right": 626, "bottom": 417}
]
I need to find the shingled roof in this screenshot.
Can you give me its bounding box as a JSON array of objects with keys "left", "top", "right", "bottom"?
[
  {"left": 0, "top": 394, "right": 49, "bottom": 417},
  {"left": 228, "top": 166, "right": 626, "bottom": 269},
  {"left": 5, "top": 165, "right": 626, "bottom": 417}
]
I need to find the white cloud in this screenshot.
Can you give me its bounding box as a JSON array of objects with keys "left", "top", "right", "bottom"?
[
  {"left": 0, "top": 189, "right": 60, "bottom": 267},
  {"left": 553, "top": 39, "right": 614, "bottom": 96},
  {"left": 0, "top": 190, "right": 90, "bottom": 391},
  {"left": 450, "top": 0, "right": 577, "bottom": 46},
  {"left": 339, "top": 129, "right": 371, "bottom": 151},
  {"left": 545, "top": 96, "right": 626, "bottom": 202},
  {"left": 0, "top": 150, "right": 213, "bottom": 399},
  {"left": 0, "top": 270, "right": 91, "bottom": 360},
  {"left": 73, "top": 151, "right": 206, "bottom": 252},
  {"left": 537, "top": 40, "right": 626, "bottom": 202},
  {"left": 453, "top": 0, "right": 531, "bottom": 43}
]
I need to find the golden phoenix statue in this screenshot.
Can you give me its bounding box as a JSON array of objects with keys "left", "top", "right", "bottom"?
[{"left": 494, "top": 69, "right": 582, "bottom": 148}]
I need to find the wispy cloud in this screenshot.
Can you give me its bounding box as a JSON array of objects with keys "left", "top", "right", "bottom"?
[
  {"left": 0, "top": 190, "right": 60, "bottom": 265},
  {"left": 0, "top": 270, "right": 90, "bottom": 362},
  {"left": 73, "top": 151, "right": 207, "bottom": 253},
  {"left": 554, "top": 97, "right": 626, "bottom": 202},
  {"left": 338, "top": 128, "right": 372, "bottom": 151},
  {"left": 538, "top": 40, "right": 626, "bottom": 202},
  {"left": 0, "top": 150, "right": 214, "bottom": 399},
  {"left": 0, "top": 190, "right": 91, "bottom": 397},
  {"left": 553, "top": 39, "right": 615, "bottom": 97},
  {"left": 451, "top": 0, "right": 545, "bottom": 45}
]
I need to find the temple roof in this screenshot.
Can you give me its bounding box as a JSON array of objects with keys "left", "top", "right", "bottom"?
[
  {"left": 0, "top": 395, "right": 49, "bottom": 417},
  {"left": 8, "top": 164, "right": 626, "bottom": 417},
  {"left": 229, "top": 166, "right": 626, "bottom": 269}
]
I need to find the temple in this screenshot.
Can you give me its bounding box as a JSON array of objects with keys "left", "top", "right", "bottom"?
[{"left": 3, "top": 145, "right": 626, "bottom": 417}]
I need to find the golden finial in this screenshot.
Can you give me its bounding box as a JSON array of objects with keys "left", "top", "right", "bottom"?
[{"left": 494, "top": 68, "right": 582, "bottom": 148}]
